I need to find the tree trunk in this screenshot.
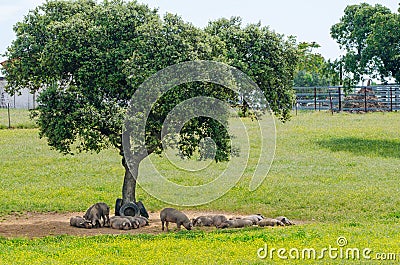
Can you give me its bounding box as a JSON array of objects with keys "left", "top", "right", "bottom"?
[
  {"left": 122, "top": 156, "right": 138, "bottom": 204},
  {"left": 120, "top": 131, "right": 152, "bottom": 205}
]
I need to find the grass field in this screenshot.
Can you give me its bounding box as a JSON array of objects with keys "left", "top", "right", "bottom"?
[
  {"left": 0, "top": 108, "right": 37, "bottom": 129},
  {"left": 0, "top": 110, "right": 399, "bottom": 264}
]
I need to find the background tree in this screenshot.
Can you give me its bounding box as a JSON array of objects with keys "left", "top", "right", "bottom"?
[
  {"left": 366, "top": 11, "right": 400, "bottom": 82},
  {"left": 293, "top": 42, "right": 340, "bottom": 87},
  {"left": 3, "top": 0, "right": 298, "bottom": 204},
  {"left": 330, "top": 3, "right": 393, "bottom": 83}
]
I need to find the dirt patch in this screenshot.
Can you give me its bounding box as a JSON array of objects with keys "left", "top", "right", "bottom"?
[{"left": 0, "top": 211, "right": 305, "bottom": 239}]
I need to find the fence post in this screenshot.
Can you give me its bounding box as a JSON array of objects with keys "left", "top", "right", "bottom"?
[
  {"left": 7, "top": 103, "right": 11, "bottom": 129},
  {"left": 338, "top": 87, "right": 342, "bottom": 112},
  {"left": 314, "top": 87, "right": 317, "bottom": 111},
  {"left": 390, "top": 87, "right": 393, "bottom": 112},
  {"left": 364, "top": 88, "right": 368, "bottom": 112},
  {"left": 329, "top": 91, "right": 333, "bottom": 115}
]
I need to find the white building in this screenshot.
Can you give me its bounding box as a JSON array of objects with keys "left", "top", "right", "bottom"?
[{"left": 0, "top": 77, "right": 37, "bottom": 109}]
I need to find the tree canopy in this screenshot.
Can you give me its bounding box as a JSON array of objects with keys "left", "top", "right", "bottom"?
[
  {"left": 206, "top": 17, "right": 298, "bottom": 120},
  {"left": 3, "top": 0, "right": 299, "bottom": 203},
  {"left": 331, "top": 3, "right": 399, "bottom": 83}
]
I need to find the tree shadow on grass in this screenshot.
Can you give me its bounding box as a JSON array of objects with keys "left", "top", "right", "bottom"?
[{"left": 317, "top": 137, "right": 400, "bottom": 159}]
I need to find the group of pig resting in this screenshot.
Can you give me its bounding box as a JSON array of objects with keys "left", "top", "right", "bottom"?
[
  {"left": 70, "top": 203, "right": 294, "bottom": 231},
  {"left": 70, "top": 202, "right": 148, "bottom": 230},
  {"left": 160, "top": 208, "right": 294, "bottom": 231}
]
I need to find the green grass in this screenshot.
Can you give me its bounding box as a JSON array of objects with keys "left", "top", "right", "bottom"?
[
  {"left": 1, "top": 224, "right": 399, "bottom": 264},
  {"left": 1, "top": 110, "right": 400, "bottom": 263},
  {"left": 0, "top": 109, "right": 37, "bottom": 129},
  {"left": 0, "top": 129, "right": 122, "bottom": 215}
]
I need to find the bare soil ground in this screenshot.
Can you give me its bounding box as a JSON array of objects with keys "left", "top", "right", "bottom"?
[{"left": 0, "top": 210, "right": 301, "bottom": 239}]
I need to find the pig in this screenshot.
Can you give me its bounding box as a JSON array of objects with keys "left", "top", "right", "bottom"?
[
  {"left": 275, "top": 216, "right": 294, "bottom": 226},
  {"left": 211, "top": 215, "right": 227, "bottom": 227},
  {"left": 124, "top": 216, "right": 149, "bottom": 228},
  {"left": 243, "top": 215, "right": 264, "bottom": 225},
  {"left": 216, "top": 220, "right": 234, "bottom": 229},
  {"left": 160, "top": 208, "right": 192, "bottom": 231},
  {"left": 110, "top": 216, "right": 132, "bottom": 230},
  {"left": 83, "top": 202, "right": 110, "bottom": 228},
  {"left": 192, "top": 216, "right": 214, "bottom": 227},
  {"left": 122, "top": 216, "right": 140, "bottom": 229},
  {"left": 69, "top": 216, "right": 92, "bottom": 229},
  {"left": 135, "top": 216, "right": 149, "bottom": 227},
  {"left": 217, "top": 219, "right": 253, "bottom": 229},
  {"left": 258, "top": 218, "right": 285, "bottom": 227}
]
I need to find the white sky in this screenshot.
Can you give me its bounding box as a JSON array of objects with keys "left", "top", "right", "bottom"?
[{"left": 0, "top": 0, "right": 398, "bottom": 64}]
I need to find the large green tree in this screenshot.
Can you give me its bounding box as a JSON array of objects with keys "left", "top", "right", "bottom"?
[
  {"left": 330, "top": 3, "right": 398, "bottom": 83},
  {"left": 3, "top": 0, "right": 297, "bottom": 204},
  {"left": 4, "top": 0, "right": 231, "bottom": 204},
  {"left": 366, "top": 11, "right": 400, "bottom": 82}
]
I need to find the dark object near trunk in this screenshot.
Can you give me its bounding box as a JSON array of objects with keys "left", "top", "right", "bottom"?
[
  {"left": 119, "top": 202, "right": 139, "bottom": 217},
  {"left": 83, "top": 202, "right": 110, "bottom": 228},
  {"left": 136, "top": 201, "right": 149, "bottom": 218},
  {"left": 160, "top": 208, "right": 192, "bottom": 231},
  {"left": 115, "top": 198, "right": 123, "bottom": 216},
  {"left": 115, "top": 198, "right": 149, "bottom": 218}
]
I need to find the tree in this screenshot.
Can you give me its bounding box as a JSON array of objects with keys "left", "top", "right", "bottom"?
[
  {"left": 366, "top": 12, "right": 400, "bottom": 82},
  {"left": 4, "top": 0, "right": 232, "bottom": 204},
  {"left": 206, "top": 17, "right": 298, "bottom": 121},
  {"left": 3, "top": 1, "right": 297, "bottom": 205},
  {"left": 293, "top": 42, "right": 340, "bottom": 87},
  {"left": 330, "top": 3, "right": 393, "bottom": 83}
]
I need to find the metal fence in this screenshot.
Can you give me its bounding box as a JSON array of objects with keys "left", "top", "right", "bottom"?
[
  {"left": 294, "top": 84, "right": 400, "bottom": 113},
  {"left": 2, "top": 77, "right": 400, "bottom": 113}
]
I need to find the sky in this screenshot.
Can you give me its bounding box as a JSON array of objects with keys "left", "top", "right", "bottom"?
[{"left": 0, "top": 0, "right": 398, "bottom": 65}]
